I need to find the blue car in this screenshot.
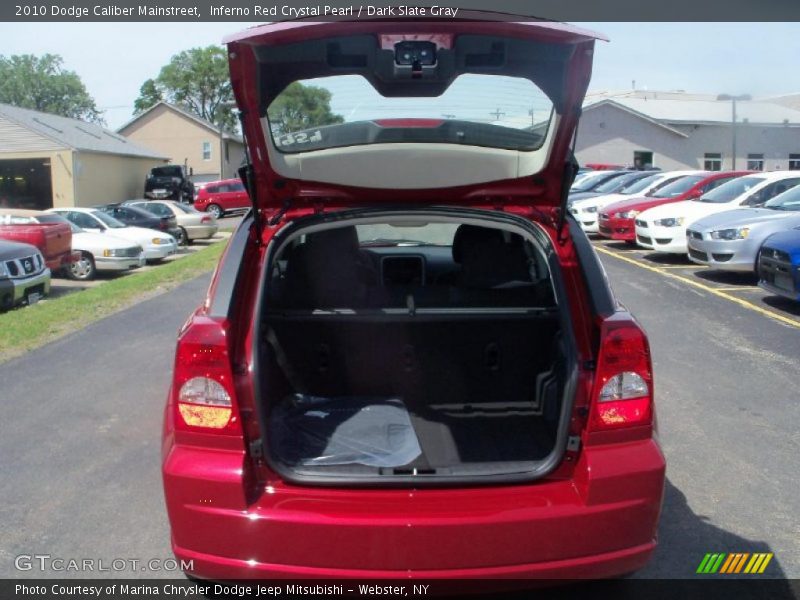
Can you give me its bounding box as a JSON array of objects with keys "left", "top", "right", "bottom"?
[{"left": 758, "top": 227, "right": 800, "bottom": 301}]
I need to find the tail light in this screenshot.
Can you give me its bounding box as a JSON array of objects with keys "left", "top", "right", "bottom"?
[
  {"left": 589, "top": 313, "right": 653, "bottom": 432},
  {"left": 159, "top": 221, "right": 168, "bottom": 230},
  {"left": 201, "top": 215, "right": 212, "bottom": 223},
  {"left": 173, "top": 316, "right": 241, "bottom": 435}
]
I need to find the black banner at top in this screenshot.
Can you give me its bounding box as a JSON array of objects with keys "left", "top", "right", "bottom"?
[{"left": 3, "top": 0, "right": 800, "bottom": 22}]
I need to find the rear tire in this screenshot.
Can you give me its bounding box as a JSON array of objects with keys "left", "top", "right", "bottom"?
[
  {"left": 177, "top": 227, "right": 189, "bottom": 246},
  {"left": 68, "top": 251, "right": 96, "bottom": 281},
  {"left": 206, "top": 204, "right": 223, "bottom": 219}
]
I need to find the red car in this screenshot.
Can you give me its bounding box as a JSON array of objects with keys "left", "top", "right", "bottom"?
[
  {"left": 584, "top": 163, "right": 625, "bottom": 171},
  {"left": 598, "top": 171, "right": 751, "bottom": 243},
  {"left": 0, "top": 208, "right": 79, "bottom": 272},
  {"left": 162, "top": 16, "right": 665, "bottom": 584},
  {"left": 193, "top": 178, "right": 250, "bottom": 219}
]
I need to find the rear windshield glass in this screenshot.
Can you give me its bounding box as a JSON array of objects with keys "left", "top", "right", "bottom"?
[
  {"left": 698, "top": 176, "right": 766, "bottom": 203},
  {"left": 173, "top": 203, "right": 199, "bottom": 214},
  {"left": 266, "top": 74, "right": 554, "bottom": 154},
  {"left": 150, "top": 166, "right": 183, "bottom": 178},
  {"left": 355, "top": 223, "right": 459, "bottom": 247},
  {"left": 650, "top": 175, "right": 704, "bottom": 198}
]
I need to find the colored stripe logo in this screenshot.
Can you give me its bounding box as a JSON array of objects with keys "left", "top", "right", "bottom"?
[{"left": 696, "top": 553, "right": 773, "bottom": 574}]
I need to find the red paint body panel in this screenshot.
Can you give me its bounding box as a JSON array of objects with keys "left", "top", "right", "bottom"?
[
  {"left": 163, "top": 435, "right": 664, "bottom": 578},
  {"left": 162, "top": 17, "right": 667, "bottom": 583},
  {"left": 226, "top": 19, "right": 599, "bottom": 211},
  {"left": 584, "top": 163, "right": 625, "bottom": 171},
  {"left": 598, "top": 171, "right": 752, "bottom": 241}
]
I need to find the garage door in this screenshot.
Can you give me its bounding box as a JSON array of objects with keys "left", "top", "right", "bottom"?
[{"left": 0, "top": 158, "right": 53, "bottom": 210}]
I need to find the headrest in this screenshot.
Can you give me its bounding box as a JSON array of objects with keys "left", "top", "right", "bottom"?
[
  {"left": 305, "top": 226, "right": 360, "bottom": 257},
  {"left": 451, "top": 224, "right": 505, "bottom": 264}
]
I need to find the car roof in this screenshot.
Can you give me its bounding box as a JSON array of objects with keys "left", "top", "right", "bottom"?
[
  {"left": 50, "top": 207, "right": 97, "bottom": 213},
  {"left": 202, "top": 178, "right": 240, "bottom": 186},
  {"left": 757, "top": 170, "right": 800, "bottom": 180},
  {"left": 0, "top": 208, "right": 47, "bottom": 217}
]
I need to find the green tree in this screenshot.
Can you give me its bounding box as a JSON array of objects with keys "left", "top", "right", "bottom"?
[
  {"left": 134, "top": 46, "right": 236, "bottom": 132},
  {"left": 0, "top": 54, "right": 102, "bottom": 123},
  {"left": 133, "top": 79, "right": 163, "bottom": 115},
  {"left": 267, "top": 82, "right": 344, "bottom": 135}
]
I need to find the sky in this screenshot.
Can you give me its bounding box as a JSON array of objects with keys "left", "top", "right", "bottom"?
[{"left": 1, "top": 22, "right": 800, "bottom": 130}]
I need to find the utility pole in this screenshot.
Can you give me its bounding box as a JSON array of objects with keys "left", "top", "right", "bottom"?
[
  {"left": 717, "top": 94, "right": 751, "bottom": 170},
  {"left": 490, "top": 107, "right": 505, "bottom": 121}
]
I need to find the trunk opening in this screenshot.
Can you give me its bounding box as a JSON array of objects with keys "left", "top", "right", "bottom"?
[{"left": 253, "top": 209, "right": 578, "bottom": 486}]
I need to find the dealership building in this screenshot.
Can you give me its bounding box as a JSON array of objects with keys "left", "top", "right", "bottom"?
[{"left": 575, "top": 91, "right": 800, "bottom": 172}]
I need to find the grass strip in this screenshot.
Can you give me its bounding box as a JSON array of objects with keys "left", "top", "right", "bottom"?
[{"left": 0, "top": 241, "right": 226, "bottom": 363}]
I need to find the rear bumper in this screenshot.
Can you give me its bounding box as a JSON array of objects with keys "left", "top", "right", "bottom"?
[
  {"left": 46, "top": 251, "right": 80, "bottom": 272},
  {"left": 185, "top": 224, "right": 219, "bottom": 239},
  {"left": 163, "top": 439, "right": 665, "bottom": 580},
  {"left": 145, "top": 189, "right": 177, "bottom": 199},
  {"left": 174, "top": 540, "right": 656, "bottom": 582}
]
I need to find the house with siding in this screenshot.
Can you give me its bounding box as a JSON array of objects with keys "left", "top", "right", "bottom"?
[
  {"left": 0, "top": 103, "right": 167, "bottom": 210},
  {"left": 117, "top": 102, "right": 246, "bottom": 184},
  {"left": 576, "top": 92, "right": 800, "bottom": 172}
]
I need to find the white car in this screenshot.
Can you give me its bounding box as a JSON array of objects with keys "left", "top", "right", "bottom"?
[
  {"left": 635, "top": 171, "right": 800, "bottom": 254},
  {"left": 124, "top": 200, "right": 218, "bottom": 244},
  {"left": 47, "top": 207, "right": 178, "bottom": 262},
  {"left": 570, "top": 170, "right": 704, "bottom": 233},
  {"left": 37, "top": 213, "right": 145, "bottom": 280}
]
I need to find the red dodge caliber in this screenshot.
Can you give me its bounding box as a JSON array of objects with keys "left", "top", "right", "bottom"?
[{"left": 162, "top": 15, "right": 666, "bottom": 582}]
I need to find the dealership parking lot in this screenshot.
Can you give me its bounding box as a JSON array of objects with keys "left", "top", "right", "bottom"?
[
  {"left": 0, "top": 233, "right": 797, "bottom": 580},
  {"left": 46, "top": 234, "right": 231, "bottom": 300}
]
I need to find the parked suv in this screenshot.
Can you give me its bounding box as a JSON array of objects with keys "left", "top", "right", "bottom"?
[
  {"left": 193, "top": 178, "right": 250, "bottom": 219},
  {"left": 162, "top": 17, "right": 665, "bottom": 583},
  {"left": 144, "top": 165, "right": 194, "bottom": 202},
  {"left": 0, "top": 239, "right": 50, "bottom": 310}
]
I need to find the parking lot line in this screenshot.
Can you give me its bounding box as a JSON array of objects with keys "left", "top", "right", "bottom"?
[
  {"left": 714, "top": 286, "right": 762, "bottom": 292},
  {"left": 595, "top": 246, "right": 800, "bottom": 330},
  {"left": 656, "top": 264, "right": 708, "bottom": 269}
]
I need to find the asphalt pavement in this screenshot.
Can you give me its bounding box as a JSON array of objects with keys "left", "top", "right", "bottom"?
[{"left": 0, "top": 237, "right": 798, "bottom": 580}]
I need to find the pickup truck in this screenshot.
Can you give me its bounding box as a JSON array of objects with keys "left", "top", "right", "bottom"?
[
  {"left": 0, "top": 209, "right": 79, "bottom": 273},
  {"left": 144, "top": 165, "right": 194, "bottom": 202}
]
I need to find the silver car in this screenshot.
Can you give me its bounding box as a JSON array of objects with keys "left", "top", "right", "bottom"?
[
  {"left": 124, "top": 200, "right": 219, "bottom": 245},
  {"left": 686, "top": 186, "right": 800, "bottom": 272}
]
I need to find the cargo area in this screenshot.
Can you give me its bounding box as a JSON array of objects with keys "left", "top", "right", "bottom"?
[{"left": 255, "top": 214, "right": 576, "bottom": 483}]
